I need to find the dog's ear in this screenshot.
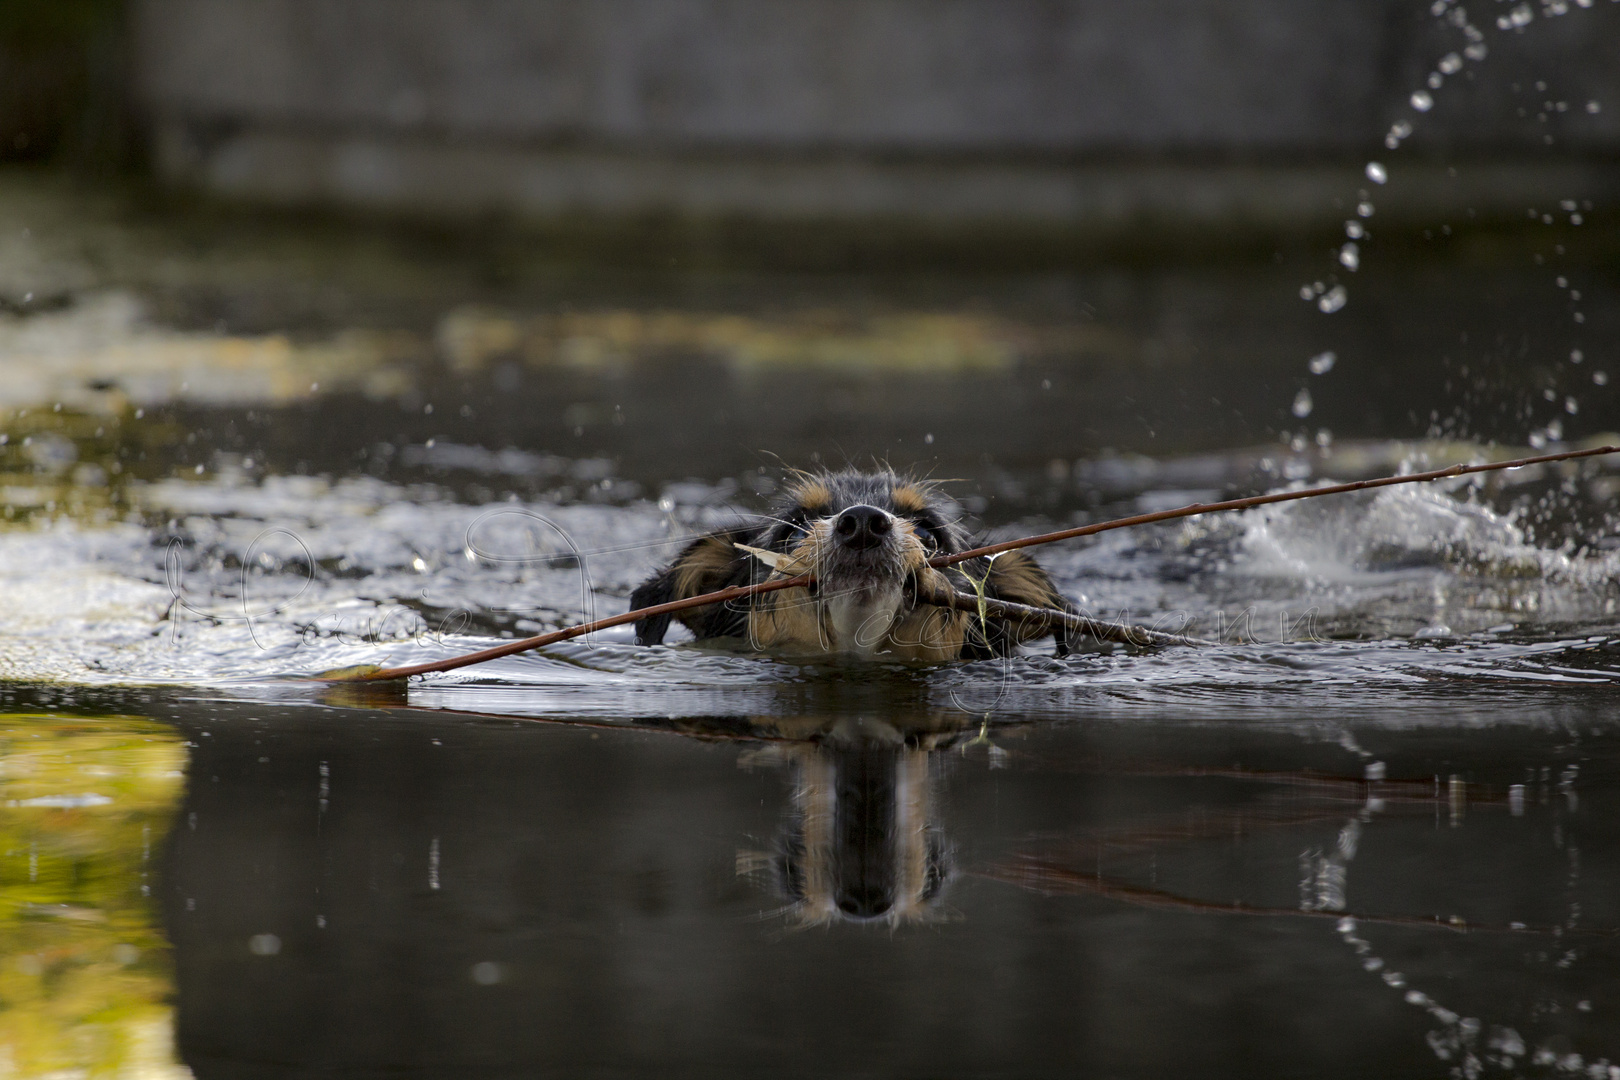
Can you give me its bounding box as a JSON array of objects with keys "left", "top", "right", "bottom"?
[
  {"left": 630, "top": 530, "right": 752, "bottom": 645},
  {"left": 982, "top": 550, "right": 1079, "bottom": 657}
]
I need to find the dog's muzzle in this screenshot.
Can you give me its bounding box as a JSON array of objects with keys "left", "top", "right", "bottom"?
[{"left": 833, "top": 505, "right": 893, "bottom": 551}]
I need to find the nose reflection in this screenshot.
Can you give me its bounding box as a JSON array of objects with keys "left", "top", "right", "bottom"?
[{"left": 767, "top": 735, "right": 952, "bottom": 925}]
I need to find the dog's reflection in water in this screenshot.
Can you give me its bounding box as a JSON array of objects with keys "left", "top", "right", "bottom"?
[{"left": 735, "top": 717, "right": 968, "bottom": 926}]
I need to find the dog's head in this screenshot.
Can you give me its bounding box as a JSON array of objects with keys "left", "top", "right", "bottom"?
[
  {"left": 631, "top": 467, "right": 1071, "bottom": 660},
  {"left": 754, "top": 470, "right": 967, "bottom": 583}
]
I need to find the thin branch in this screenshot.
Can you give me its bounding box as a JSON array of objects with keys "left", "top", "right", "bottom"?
[
  {"left": 912, "top": 581, "right": 1210, "bottom": 648},
  {"left": 928, "top": 443, "right": 1619, "bottom": 569},
  {"left": 316, "top": 443, "right": 1617, "bottom": 682}
]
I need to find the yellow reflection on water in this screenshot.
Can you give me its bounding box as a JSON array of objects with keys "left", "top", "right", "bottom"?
[{"left": 0, "top": 715, "right": 191, "bottom": 1080}]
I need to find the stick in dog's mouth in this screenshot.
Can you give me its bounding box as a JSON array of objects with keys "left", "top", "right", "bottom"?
[
  {"left": 631, "top": 470, "right": 1078, "bottom": 662},
  {"left": 316, "top": 444, "right": 1620, "bottom": 682}
]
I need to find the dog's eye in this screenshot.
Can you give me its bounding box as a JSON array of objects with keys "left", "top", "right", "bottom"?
[{"left": 910, "top": 520, "right": 938, "bottom": 549}]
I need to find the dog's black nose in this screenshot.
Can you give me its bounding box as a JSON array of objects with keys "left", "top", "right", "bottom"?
[{"left": 833, "top": 505, "right": 892, "bottom": 549}]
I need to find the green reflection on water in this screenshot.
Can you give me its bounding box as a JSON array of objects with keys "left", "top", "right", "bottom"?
[{"left": 0, "top": 714, "right": 190, "bottom": 1079}]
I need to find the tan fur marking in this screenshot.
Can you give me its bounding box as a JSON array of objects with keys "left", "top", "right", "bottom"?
[
  {"left": 670, "top": 535, "right": 742, "bottom": 599},
  {"left": 891, "top": 483, "right": 930, "bottom": 514},
  {"left": 984, "top": 550, "right": 1067, "bottom": 645},
  {"left": 787, "top": 477, "right": 832, "bottom": 514}
]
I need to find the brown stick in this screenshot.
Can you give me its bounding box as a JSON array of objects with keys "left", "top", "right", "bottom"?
[
  {"left": 320, "top": 574, "right": 807, "bottom": 682},
  {"left": 318, "top": 443, "right": 1617, "bottom": 682},
  {"left": 915, "top": 582, "right": 1209, "bottom": 649},
  {"left": 929, "top": 442, "right": 1620, "bottom": 568}
]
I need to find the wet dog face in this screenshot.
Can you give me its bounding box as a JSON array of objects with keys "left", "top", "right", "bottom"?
[
  {"left": 743, "top": 474, "right": 968, "bottom": 658},
  {"left": 630, "top": 469, "right": 1075, "bottom": 661}
]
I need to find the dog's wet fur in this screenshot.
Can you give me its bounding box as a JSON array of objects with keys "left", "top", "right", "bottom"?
[{"left": 631, "top": 469, "right": 1077, "bottom": 660}]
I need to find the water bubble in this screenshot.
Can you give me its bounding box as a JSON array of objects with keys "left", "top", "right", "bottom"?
[
  {"left": 1411, "top": 91, "right": 1435, "bottom": 112},
  {"left": 1317, "top": 285, "right": 1348, "bottom": 313},
  {"left": 1339, "top": 242, "right": 1361, "bottom": 271},
  {"left": 1564, "top": 396, "right": 1578, "bottom": 414},
  {"left": 1292, "top": 388, "right": 1314, "bottom": 418},
  {"left": 1588, "top": 101, "right": 1602, "bottom": 114},
  {"left": 1345, "top": 221, "right": 1365, "bottom": 239},
  {"left": 1308, "top": 350, "right": 1337, "bottom": 375},
  {"left": 1315, "top": 428, "right": 1333, "bottom": 447},
  {"left": 1570, "top": 213, "right": 1583, "bottom": 225},
  {"left": 1365, "top": 162, "right": 1388, "bottom": 185},
  {"left": 1299, "top": 285, "right": 1315, "bottom": 301},
  {"left": 471, "top": 961, "right": 504, "bottom": 985},
  {"left": 249, "top": 933, "right": 281, "bottom": 956},
  {"left": 1427, "top": 72, "right": 1443, "bottom": 89},
  {"left": 1464, "top": 42, "right": 1488, "bottom": 61},
  {"left": 1557, "top": 275, "right": 1569, "bottom": 286},
  {"left": 1595, "top": 371, "right": 1609, "bottom": 386},
  {"left": 1357, "top": 202, "right": 1375, "bottom": 218},
  {"left": 1439, "top": 53, "right": 1463, "bottom": 74},
  {"left": 1571, "top": 349, "right": 1583, "bottom": 363}
]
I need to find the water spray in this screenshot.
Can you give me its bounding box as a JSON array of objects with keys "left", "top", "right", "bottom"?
[{"left": 318, "top": 443, "right": 1619, "bottom": 682}]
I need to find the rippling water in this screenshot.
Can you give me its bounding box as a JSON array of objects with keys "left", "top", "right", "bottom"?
[{"left": 2, "top": 172, "right": 1620, "bottom": 1077}]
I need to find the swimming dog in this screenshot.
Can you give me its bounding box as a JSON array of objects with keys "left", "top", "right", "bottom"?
[{"left": 630, "top": 469, "right": 1077, "bottom": 660}]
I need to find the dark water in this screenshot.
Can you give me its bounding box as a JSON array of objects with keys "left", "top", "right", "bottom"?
[
  {"left": 1, "top": 172, "right": 1620, "bottom": 1077},
  {"left": 6, "top": 683, "right": 1619, "bottom": 1079}
]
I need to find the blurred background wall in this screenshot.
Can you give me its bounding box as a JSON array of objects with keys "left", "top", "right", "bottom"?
[{"left": 6, "top": 0, "right": 1620, "bottom": 249}]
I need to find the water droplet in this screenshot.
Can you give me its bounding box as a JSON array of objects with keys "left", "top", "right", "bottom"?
[
  {"left": 1411, "top": 91, "right": 1435, "bottom": 112},
  {"left": 1299, "top": 285, "right": 1315, "bottom": 301},
  {"left": 1439, "top": 52, "right": 1463, "bottom": 74},
  {"left": 1308, "top": 351, "right": 1337, "bottom": 375},
  {"left": 1564, "top": 396, "right": 1578, "bottom": 415},
  {"left": 1464, "top": 42, "right": 1488, "bottom": 61},
  {"left": 1570, "top": 213, "right": 1583, "bottom": 225},
  {"left": 1594, "top": 371, "right": 1608, "bottom": 386},
  {"left": 1345, "top": 221, "right": 1365, "bottom": 239},
  {"left": 1315, "top": 428, "right": 1333, "bottom": 447},
  {"left": 1317, "top": 286, "right": 1348, "bottom": 313},
  {"left": 1339, "top": 242, "right": 1360, "bottom": 271},
  {"left": 249, "top": 933, "right": 281, "bottom": 956},
  {"left": 1571, "top": 349, "right": 1583, "bottom": 363},
  {"left": 1428, "top": 73, "right": 1443, "bottom": 90},
  {"left": 924, "top": 433, "right": 934, "bottom": 444},
  {"left": 1357, "top": 202, "right": 1375, "bottom": 218},
  {"left": 1588, "top": 101, "right": 1602, "bottom": 114},
  {"left": 471, "top": 961, "right": 504, "bottom": 985},
  {"left": 1292, "top": 388, "right": 1314, "bottom": 417},
  {"left": 1365, "top": 162, "right": 1388, "bottom": 184}
]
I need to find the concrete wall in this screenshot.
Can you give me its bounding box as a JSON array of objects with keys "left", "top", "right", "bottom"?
[{"left": 130, "top": 0, "right": 1620, "bottom": 234}]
